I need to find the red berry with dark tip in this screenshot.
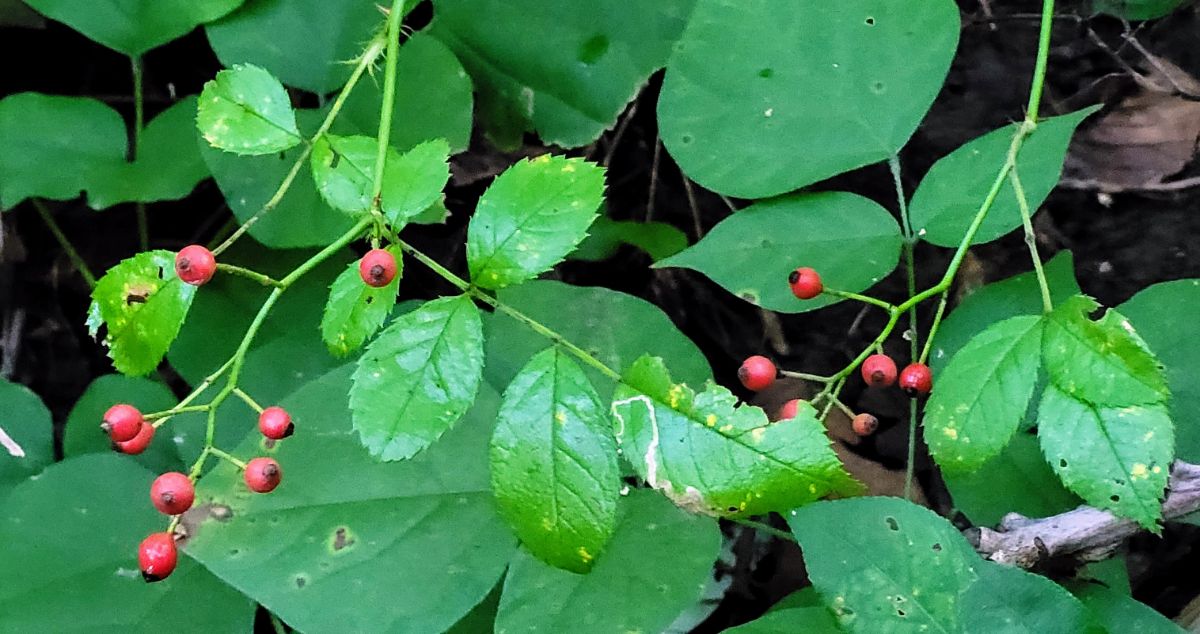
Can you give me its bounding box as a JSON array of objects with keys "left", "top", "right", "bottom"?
[
  {"left": 175, "top": 245, "right": 216, "bottom": 286},
  {"left": 899, "top": 363, "right": 933, "bottom": 397},
  {"left": 258, "top": 406, "right": 294, "bottom": 440},
  {"left": 852, "top": 413, "right": 880, "bottom": 436},
  {"left": 114, "top": 422, "right": 155, "bottom": 455},
  {"left": 778, "top": 399, "right": 801, "bottom": 421},
  {"left": 102, "top": 404, "right": 143, "bottom": 442},
  {"left": 359, "top": 249, "right": 397, "bottom": 288},
  {"left": 788, "top": 267, "right": 823, "bottom": 300},
  {"left": 244, "top": 457, "right": 282, "bottom": 493},
  {"left": 138, "top": 532, "right": 178, "bottom": 583},
  {"left": 150, "top": 472, "right": 195, "bottom": 515},
  {"left": 738, "top": 355, "right": 777, "bottom": 391},
  {"left": 861, "top": 354, "right": 898, "bottom": 388}
]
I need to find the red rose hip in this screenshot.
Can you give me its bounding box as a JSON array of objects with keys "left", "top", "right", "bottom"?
[
  {"left": 788, "top": 267, "right": 823, "bottom": 300},
  {"left": 861, "top": 354, "right": 898, "bottom": 388},
  {"left": 899, "top": 363, "right": 933, "bottom": 397},
  {"left": 738, "top": 355, "right": 777, "bottom": 391},
  {"left": 778, "top": 399, "right": 801, "bottom": 421},
  {"left": 102, "top": 404, "right": 143, "bottom": 442},
  {"left": 244, "top": 457, "right": 282, "bottom": 493},
  {"left": 359, "top": 249, "right": 397, "bottom": 287},
  {"left": 138, "top": 532, "right": 178, "bottom": 582},
  {"left": 852, "top": 413, "right": 880, "bottom": 436},
  {"left": 258, "top": 406, "right": 294, "bottom": 440},
  {"left": 114, "top": 422, "right": 155, "bottom": 455},
  {"left": 150, "top": 472, "right": 195, "bottom": 515},
  {"left": 175, "top": 245, "right": 216, "bottom": 286}
]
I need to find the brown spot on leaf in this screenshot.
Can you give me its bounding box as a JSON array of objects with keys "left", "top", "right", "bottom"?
[
  {"left": 176, "top": 502, "right": 234, "bottom": 545},
  {"left": 331, "top": 526, "right": 356, "bottom": 552}
]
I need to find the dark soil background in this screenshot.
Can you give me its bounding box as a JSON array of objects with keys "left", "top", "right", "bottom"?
[{"left": 3, "top": 0, "right": 1199, "bottom": 630}]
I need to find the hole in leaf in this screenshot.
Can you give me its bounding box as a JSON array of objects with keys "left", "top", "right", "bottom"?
[
  {"left": 681, "top": 134, "right": 693, "bottom": 145},
  {"left": 365, "top": 295, "right": 374, "bottom": 305},
  {"left": 295, "top": 575, "right": 308, "bottom": 589},
  {"left": 330, "top": 152, "right": 341, "bottom": 169},
  {"left": 278, "top": 152, "right": 287, "bottom": 161},
  {"left": 1110, "top": 494, "right": 1121, "bottom": 502},
  {"left": 1114, "top": 479, "right": 1125, "bottom": 486},
  {"left": 931, "top": 542, "right": 942, "bottom": 552},
  {"left": 885, "top": 516, "right": 899, "bottom": 531},
  {"left": 897, "top": 609, "right": 907, "bottom": 617},
  {"left": 758, "top": 68, "right": 774, "bottom": 78},
  {"left": 1060, "top": 459, "right": 1068, "bottom": 468},
  {"left": 727, "top": 506, "right": 739, "bottom": 513},
  {"left": 578, "top": 34, "right": 610, "bottom": 65},
  {"left": 865, "top": 16, "right": 875, "bottom": 25}
]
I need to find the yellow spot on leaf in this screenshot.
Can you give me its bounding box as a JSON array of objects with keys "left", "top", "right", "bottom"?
[
  {"left": 750, "top": 427, "right": 766, "bottom": 443},
  {"left": 1131, "top": 463, "right": 1149, "bottom": 480},
  {"left": 577, "top": 547, "right": 593, "bottom": 563},
  {"left": 561, "top": 163, "right": 576, "bottom": 173},
  {"left": 554, "top": 411, "right": 567, "bottom": 426},
  {"left": 943, "top": 427, "right": 958, "bottom": 440},
  {"left": 705, "top": 414, "right": 717, "bottom": 427}
]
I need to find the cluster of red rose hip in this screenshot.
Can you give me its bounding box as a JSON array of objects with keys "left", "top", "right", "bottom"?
[
  {"left": 109, "top": 241, "right": 402, "bottom": 584},
  {"left": 736, "top": 267, "right": 933, "bottom": 436}
]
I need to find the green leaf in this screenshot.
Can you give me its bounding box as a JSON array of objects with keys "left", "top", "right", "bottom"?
[
  {"left": 334, "top": 32, "right": 474, "bottom": 153},
  {"left": 612, "top": 356, "right": 860, "bottom": 517},
  {"left": 310, "top": 134, "right": 452, "bottom": 226},
  {"left": 1092, "top": 0, "right": 1189, "bottom": 19},
  {"left": 88, "top": 96, "right": 210, "bottom": 209},
  {"left": 0, "top": 455, "right": 255, "bottom": 631},
  {"left": 309, "top": 134, "right": 377, "bottom": 215},
  {"left": 1037, "top": 383, "right": 1173, "bottom": 530},
  {"left": 197, "top": 64, "right": 300, "bottom": 156},
  {"left": 789, "top": 497, "right": 979, "bottom": 633},
  {"left": 0, "top": 93, "right": 125, "bottom": 210},
  {"left": 925, "top": 315, "right": 1044, "bottom": 474},
  {"left": 495, "top": 490, "right": 720, "bottom": 633},
  {"left": 430, "top": 0, "right": 694, "bottom": 148},
  {"left": 187, "top": 365, "right": 516, "bottom": 633},
  {"left": 571, "top": 216, "right": 689, "bottom": 262},
  {"left": 0, "top": 379, "right": 52, "bottom": 492},
  {"left": 656, "top": 192, "right": 903, "bottom": 313},
  {"left": 200, "top": 110, "right": 355, "bottom": 248},
  {"left": 726, "top": 602, "right": 841, "bottom": 633},
  {"left": 1119, "top": 280, "right": 1200, "bottom": 463},
  {"left": 657, "top": 0, "right": 959, "bottom": 198},
  {"left": 22, "top": 0, "right": 242, "bottom": 56},
  {"left": 320, "top": 247, "right": 402, "bottom": 358},
  {"left": 942, "top": 432, "right": 1079, "bottom": 527},
  {"left": 1072, "top": 584, "right": 1184, "bottom": 633},
  {"left": 1043, "top": 295, "right": 1169, "bottom": 408},
  {"left": 490, "top": 348, "right": 620, "bottom": 573},
  {"left": 959, "top": 562, "right": 1103, "bottom": 633},
  {"left": 61, "top": 374, "right": 187, "bottom": 474},
  {"left": 910, "top": 108, "right": 1098, "bottom": 247},
  {"left": 931, "top": 251, "right": 1079, "bottom": 374},
  {"left": 381, "top": 139, "right": 452, "bottom": 227},
  {"left": 205, "top": 0, "right": 387, "bottom": 94},
  {"left": 467, "top": 155, "right": 606, "bottom": 289},
  {"left": 484, "top": 280, "right": 711, "bottom": 401},
  {"left": 351, "top": 295, "right": 485, "bottom": 460},
  {"left": 87, "top": 250, "right": 197, "bottom": 376}
]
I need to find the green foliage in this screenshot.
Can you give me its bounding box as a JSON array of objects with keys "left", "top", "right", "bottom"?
[
  {"left": 657, "top": 0, "right": 959, "bottom": 198},
  {"left": 726, "top": 590, "right": 841, "bottom": 633},
  {"left": 0, "top": 379, "right": 52, "bottom": 492},
  {"left": 1072, "top": 584, "right": 1186, "bottom": 633},
  {"left": 942, "top": 432, "right": 1079, "bottom": 527},
  {"left": 467, "top": 155, "right": 606, "bottom": 289},
  {"left": 380, "top": 139, "right": 452, "bottom": 227},
  {"left": 351, "top": 295, "right": 485, "bottom": 460},
  {"left": 1092, "top": 0, "right": 1190, "bottom": 19},
  {"left": 909, "top": 108, "right": 1098, "bottom": 247},
  {"left": 431, "top": 0, "right": 695, "bottom": 148},
  {"left": 571, "top": 216, "right": 688, "bottom": 262},
  {"left": 0, "top": 455, "right": 255, "bottom": 631},
  {"left": 310, "top": 134, "right": 451, "bottom": 225},
  {"left": 612, "top": 356, "right": 860, "bottom": 517},
  {"left": 495, "top": 490, "right": 720, "bottom": 633},
  {"left": 197, "top": 64, "right": 301, "bottom": 156},
  {"left": 309, "top": 134, "right": 379, "bottom": 215},
  {"left": 657, "top": 192, "right": 903, "bottom": 313},
  {"left": 61, "top": 375, "right": 186, "bottom": 474},
  {"left": 22, "top": 0, "right": 242, "bottom": 56},
  {"left": 320, "top": 247, "right": 402, "bottom": 358},
  {"left": 87, "top": 250, "right": 197, "bottom": 376},
  {"left": 490, "top": 348, "right": 620, "bottom": 573},
  {"left": 925, "top": 315, "right": 1044, "bottom": 473},
  {"left": 960, "top": 562, "right": 1103, "bottom": 633}
]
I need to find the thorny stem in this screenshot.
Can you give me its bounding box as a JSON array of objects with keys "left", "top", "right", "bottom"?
[
  {"left": 131, "top": 56, "right": 148, "bottom": 251},
  {"left": 31, "top": 199, "right": 97, "bottom": 287},
  {"left": 367, "top": 0, "right": 408, "bottom": 229}
]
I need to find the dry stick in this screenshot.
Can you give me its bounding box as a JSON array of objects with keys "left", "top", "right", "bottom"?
[{"left": 970, "top": 461, "right": 1200, "bottom": 568}]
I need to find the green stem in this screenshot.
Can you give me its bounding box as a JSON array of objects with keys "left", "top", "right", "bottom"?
[
  {"left": 233, "top": 387, "right": 264, "bottom": 413},
  {"left": 209, "top": 446, "right": 247, "bottom": 469},
  {"left": 891, "top": 155, "right": 921, "bottom": 502},
  {"left": 904, "top": 398, "right": 918, "bottom": 501},
  {"left": 368, "top": 0, "right": 408, "bottom": 222},
  {"left": 31, "top": 199, "right": 96, "bottom": 287},
  {"left": 144, "top": 404, "right": 210, "bottom": 420},
  {"left": 217, "top": 263, "right": 284, "bottom": 288},
  {"left": 212, "top": 35, "right": 385, "bottom": 257},
  {"left": 779, "top": 369, "right": 832, "bottom": 383},
  {"left": 152, "top": 358, "right": 233, "bottom": 429},
  {"left": 823, "top": 288, "right": 896, "bottom": 312},
  {"left": 918, "top": 291, "right": 949, "bottom": 365},
  {"left": 1010, "top": 167, "right": 1053, "bottom": 313},
  {"left": 131, "top": 55, "right": 148, "bottom": 250},
  {"left": 1026, "top": 0, "right": 1056, "bottom": 121},
  {"left": 728, "top": 517, "right": 798, "bottom": 543}
]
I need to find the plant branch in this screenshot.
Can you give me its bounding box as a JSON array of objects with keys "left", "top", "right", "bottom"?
[
  {"left": 131, "top": 55, "right": 148, "bottom": 250},
  {"left": 970, "top": 461, "right": 1200, "bottom": 568},
  {"left": 216, "top": 263, "right": 284, "bottom": 288},
  {"left": 368, "top": 0, "right": 407, "bottom": 224},
  {"left": 1010, "top": 166, "right": 1053, "bottom": 313},
  {"left": 31, "top": 199, "right": 96, "bottom": 287}
]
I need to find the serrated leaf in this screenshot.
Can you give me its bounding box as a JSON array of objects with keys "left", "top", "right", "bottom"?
[
  {"left": 925, "top": 315, "right": 1044, "bottom": 474},
  {"left": 320, "top": 247, "right": 402, "bottom": 358},
  {"left": 22, "top": 0, "right": 242, "bottom": 56},
  {"left": 87, "top": 250, "right": 196, "bottom": 376},
  {"left": 490, "top": 348, "right": 620, "bottom": 573},
  {"left": 467, "top": 155, "right": 606, "bottom": 290},
  {"left": 310, "top": 135, "right": 451, "bottom": 227},
  {"left": 1037, "top": 383, "right": 1173, "bottom": 530},
  {"left": 657, "top": 0, "right": 960, "bottom": 198},
  {"left": 910, "top": 108, "right": 1099, "bottom": 247},
  {"left": 789, "top": 497, "right": 979, "bottom": 633},
  {"left": 0, "top": 379, "right": 53, "bottom": 492},
  {"left": 351, "top": 295, "right": 484, "bottom": 460},
  {"left": 381, "top": 138, "right": 451, "bottom": 227},
  {"left": 942, "top": 432, "right": 1080, "bottom": 527},
  {"left": 309, "top": 134, "right": 376, "bottom": 215},
  {"left": 611, "top": 355, "right": 860, "bottom": 517},
  {"left": 1043, "top": 295, "right": 1169, "bottom": 407},
  {"left": 495, "top": 490, "right": 720, "bottom": 633},
  {"left": 197, "top": 64, "right": 301, "bottom": 155},
  {"left": 656, "top": 191, "right": 903, "bottom": 313},
  {"left": 959, "top": 562, "right": 1103, "bottom": 633}
]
